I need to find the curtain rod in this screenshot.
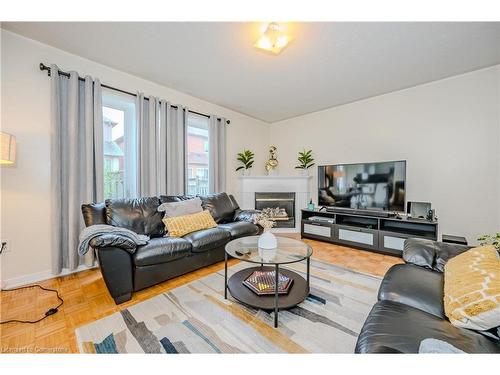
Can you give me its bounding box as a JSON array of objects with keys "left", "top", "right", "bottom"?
[{"left": 39, "top": 63, "right": 230, "bottom": 124}]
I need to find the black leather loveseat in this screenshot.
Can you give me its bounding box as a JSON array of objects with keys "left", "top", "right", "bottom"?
[
  {"left": 81, "top": 192, "right": 260, "bottom": 304},
  {"left": 355, "top": 238, "right": 500, "bottom": 353}
]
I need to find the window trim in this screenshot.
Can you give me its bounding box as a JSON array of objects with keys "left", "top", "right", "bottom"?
[{"left": 102, "top": 89, "right": 137, "bottom": 199}]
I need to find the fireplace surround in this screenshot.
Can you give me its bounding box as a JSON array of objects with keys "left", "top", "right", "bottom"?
[{"left": 238, "top": 175, "right": 312, "bottom": 232}]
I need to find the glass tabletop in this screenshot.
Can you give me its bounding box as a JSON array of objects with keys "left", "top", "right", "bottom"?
[{"left": 225, "top": 235, "right": 313, "bottom": 265}]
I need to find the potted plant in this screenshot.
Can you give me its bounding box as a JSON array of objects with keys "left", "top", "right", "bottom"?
[
  {"left": 477, "top": 233, "right": 500, "bottom": 251},
  {"left": 236, "top": 149, "right": 255, "bottom": 175},
  {"left": 295, "top": 149, "right": 315, "bottom": 176}
]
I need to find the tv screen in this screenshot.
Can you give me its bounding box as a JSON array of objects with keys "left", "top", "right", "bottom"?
[{"left": 318, "top": 160, "right": 406, "bottom": 212}]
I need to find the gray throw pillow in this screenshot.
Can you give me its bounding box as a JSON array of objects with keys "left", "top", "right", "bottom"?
[{"left": 158, "top": 197, "right": 203, "bottom": 218}]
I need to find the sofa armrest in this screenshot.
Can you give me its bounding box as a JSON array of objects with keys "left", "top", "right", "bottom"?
[
  {"left": 233, "top": 209, "right": 260, "bottom": 223},
  {"left": 378, "top": 264, "right": 445, "bottom": 318},
  {"left": 96, "top": 246, "right": 134, "bottom": 304},
  {"left": 89, "top": 233, "right": 138, "bottom": 253},
  {"left": 403, "top": 238, "right": 471, "bottom": 272}
]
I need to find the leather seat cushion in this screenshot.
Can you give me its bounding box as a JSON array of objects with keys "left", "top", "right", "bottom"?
[
  {"left": 355, "top": 301, "right": 500, "bottom": 353},
  {"left": 378, "top": 264, "right": 445, "bottom": 318},
  {"left": 218, "top": 222, "right": 259, "bottom": 239},
  {"left": 183, "top": 227, "right": 231, "bottom": 252},
  {"left": 105, "top": 197, "right": 165, "bottom": 238},
  {"left": 199, "top": 192, "right": 235, "bottom": 223},
  {"left": 133, "top": 237, "right": 192, "bottom": 266}
]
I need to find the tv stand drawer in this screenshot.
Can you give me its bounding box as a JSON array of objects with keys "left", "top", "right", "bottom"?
[
  {"left": 335, "top": 225, "right": 378, "bottom": 250},
  {"left": 378, "top": 230, "right": 413, "bottom": 255},
  {"left": 303, "top": 223, "right": 332, "bottom": 238}
]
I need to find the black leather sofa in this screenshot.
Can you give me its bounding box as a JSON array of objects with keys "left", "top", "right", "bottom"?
[
  {"left": 355, "top": 238, "right": 500, "bottom": 353},
  {"left": 81, "top": 192, "right": 260, "bottom": 304}
]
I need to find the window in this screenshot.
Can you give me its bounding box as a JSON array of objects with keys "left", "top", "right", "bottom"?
[
  {"left": 186, "top": 113, "right": 210, "bottom": 196},
  {"left": 102, "top": 90, "right": 137, "bottom": 199}
]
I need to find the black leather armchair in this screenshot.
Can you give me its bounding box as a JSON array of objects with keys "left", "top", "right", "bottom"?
[
  {"left": 355, "top": 238, "right": 500, "bottom": 353},
  {"left": 81, "top": 192, "right": 261, "bottom": 304}
]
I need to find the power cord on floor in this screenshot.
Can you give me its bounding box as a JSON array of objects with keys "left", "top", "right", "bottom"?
[{"left": 0, "top": 284, "right": 64, "bottom": 324}]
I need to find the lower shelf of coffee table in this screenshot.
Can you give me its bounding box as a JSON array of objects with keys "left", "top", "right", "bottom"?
[{"left": 227, "top": 266, "right": 309, "bottom": 310}]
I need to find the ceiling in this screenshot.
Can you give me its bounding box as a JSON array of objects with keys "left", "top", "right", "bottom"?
[{"left": 4, "top": 22, "right": 500, "bottom": 123}]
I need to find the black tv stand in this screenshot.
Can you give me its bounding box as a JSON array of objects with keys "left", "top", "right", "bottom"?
[
  {"left": 325, "top": 207, "right": 391, "bottom": 218},
  {"left": 301, "top": 208, "right": 438, "bottom": 256}
]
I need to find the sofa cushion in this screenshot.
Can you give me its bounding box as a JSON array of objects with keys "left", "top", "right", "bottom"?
[
  {"left": 158, "top": 197, "right": 203, "bottom": 218},
  {"left": 199, "top": 192, "right": 235, "bottom": 223},
  {"left": 163, "top": 210, "right": 218, "bottom": 237},
  {"left": 159, "top": 195, "right": 194, "bottom": 203},
  {"left": 378, "top": 264, "right": 445, "bottom": 318},
  {"left": 105, "top": 197, "right": 165, "bottom": 238},
  {"left": 218, "top": 222, "right": 259, "bottom": 239},
  {"left": 183, "top": 227, "right": 231, "bottom": 253},
  {"left": 444, "top": 245, "right": 500, "bottom": 330},
  {"left": 355, "top": 300, "right": 500, "bottom": 354},
  {"left": 81, "top": 202, "right": 107, "bottom": 226},
  {"left": 233, "top": 209, "right": 259, "bottom": 223},
  {"left": 403, "top": 238, "right": 470, "bottom": 272},
  {"left": 133, "top": 237, "right": 191, "bottom": 266}
]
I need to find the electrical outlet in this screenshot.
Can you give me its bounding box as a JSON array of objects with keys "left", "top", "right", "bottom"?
[{"left": 1, "top": 240, "right": 10, "bottom": 254}]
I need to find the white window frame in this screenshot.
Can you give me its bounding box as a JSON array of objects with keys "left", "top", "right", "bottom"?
[
  {"left": 186, "top": 112, "right": 210, "bottom": 196},
  {"left": 102, "top": 89, "right": 137, "bottom": 198}
]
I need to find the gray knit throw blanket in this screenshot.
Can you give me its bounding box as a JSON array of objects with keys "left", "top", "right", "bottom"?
[{"left": 78, "top": 224, "right": 149, "bottom": 256}]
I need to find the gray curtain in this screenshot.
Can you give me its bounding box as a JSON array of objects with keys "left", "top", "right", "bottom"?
[
  {"left": 136, "top": 94, "right": 187, "bottom": 196},
  {"left": 166, "top": 103, "right": 188, "bottom": 195},
  {"left": 136, "top": 94, "right": 159, "bottom": 196},
  {"left": 209, "top": 115, "right": 227, "bottom": 193},
  {"left": 50, "top": 65, "right": 103, "bottom": 274}
]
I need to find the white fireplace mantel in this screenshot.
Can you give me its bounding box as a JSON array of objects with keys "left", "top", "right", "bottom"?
[{"left": 237, "top": 175, "right": 312, "bottom": 232}]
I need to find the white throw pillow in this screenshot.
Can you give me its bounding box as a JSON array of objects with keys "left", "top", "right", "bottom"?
[{"left": 158, "top": 197, "right": 203, "bottom": 218}]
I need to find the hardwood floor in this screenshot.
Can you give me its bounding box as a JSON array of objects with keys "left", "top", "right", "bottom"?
[{"left": 0, "top": 234, "right": 402, "bottom": 353}]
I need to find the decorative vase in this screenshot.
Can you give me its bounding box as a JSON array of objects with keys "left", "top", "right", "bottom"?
[
  {"left": 258, "top": 230, "right": 277, "bottom": 249},
  {"left": 258, "top": 247, "right": 277, "bottom": 262},
  {"left": 300, "top": 168, "right": 309, "bottom": 176},
  {"left": 242, "top": 168, "right": 251, "bottom": 176}
]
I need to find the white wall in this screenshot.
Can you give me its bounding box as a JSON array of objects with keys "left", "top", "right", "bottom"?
[
  {"left": 0, "top": 30, "right": 269, "bottom": 283},
  {"left": 2, "top": 28, "right": 499, "bottom": 285},
  {"left": 269, "top": 66, "right": 500, "bottom": 244}
]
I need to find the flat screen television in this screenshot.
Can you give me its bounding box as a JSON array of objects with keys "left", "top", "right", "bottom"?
[{"left": 318, "top": 160, "right": 406, "bottom": 212}]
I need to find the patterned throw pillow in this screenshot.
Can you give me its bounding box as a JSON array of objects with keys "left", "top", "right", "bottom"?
[
  {"left": 162, "top": 210, "right": 217, "bottom": 237},
  {"left": 444, "top": 245, "right": 500, "bottom": 330}
]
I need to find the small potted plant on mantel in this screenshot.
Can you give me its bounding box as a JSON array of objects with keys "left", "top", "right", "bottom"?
[
  {"left": 295, "top": 149, "right": 315, "bottom": 176},
  {"left": 236, "top": 149, "right": 255, "bottom": 176}
]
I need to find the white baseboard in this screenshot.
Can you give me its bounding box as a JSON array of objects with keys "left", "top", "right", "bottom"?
[{"left": 2, "top": 264, "right": 98, "bottom": 289}]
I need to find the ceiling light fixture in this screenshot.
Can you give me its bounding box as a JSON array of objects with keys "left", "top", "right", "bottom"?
[{"left": 254, "top": 22, "right": 292, "bottom": 55}]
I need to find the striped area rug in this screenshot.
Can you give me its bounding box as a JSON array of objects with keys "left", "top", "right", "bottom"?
[{"left": 75, "top": 259, "right": 381, "bottom": 353}]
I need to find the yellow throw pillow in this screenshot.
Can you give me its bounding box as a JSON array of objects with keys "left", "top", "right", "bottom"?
[
  {"left": 444, "top": 245, "right": 500, "bottom": 330},
  {"left": 163, "top": 210, "right": 217, "bottom": 237}
]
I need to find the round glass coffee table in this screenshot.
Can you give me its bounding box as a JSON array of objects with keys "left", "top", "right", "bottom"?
[{"left": 224, "top": 235, "right": 313, "bottom": 328}]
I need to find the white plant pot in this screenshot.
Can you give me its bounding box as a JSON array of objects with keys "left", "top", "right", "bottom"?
[
  {"left": 258, "top": 231, "right": 278, "bottom": 249},
  {"left": 299, "top": 169, "right": 309, "bottom": 176},
  {"left": 258, "top": 247, "right": 277, "bottom": 263},
  {"left": 242, "top": 168, "right": 251, "bottom": 176}
]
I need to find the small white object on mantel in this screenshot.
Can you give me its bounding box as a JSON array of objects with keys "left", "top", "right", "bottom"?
[{"left": 238, "top": 175, "right": 312, "bottom": 233}]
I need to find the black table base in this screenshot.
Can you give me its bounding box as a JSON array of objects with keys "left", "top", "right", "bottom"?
[{"left": 224, "top": 259, "right": 310, "bottom": 328}]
